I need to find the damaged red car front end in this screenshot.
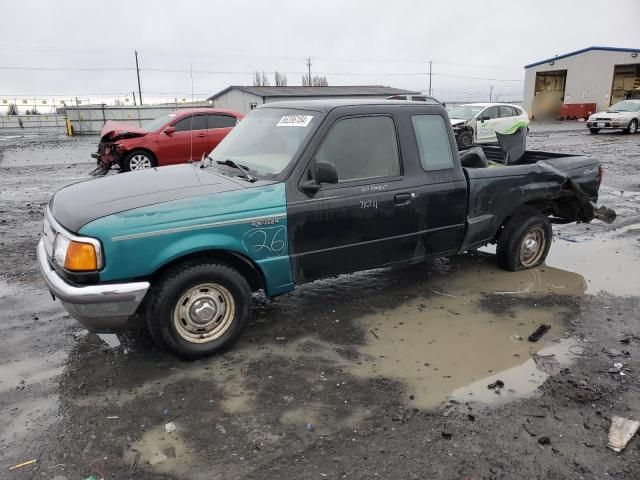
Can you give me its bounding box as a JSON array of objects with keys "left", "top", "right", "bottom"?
[{"left": 91, "top": 121, "right": 148, "bottom": 175}]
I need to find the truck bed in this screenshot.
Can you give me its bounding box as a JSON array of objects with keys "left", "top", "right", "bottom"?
[{"left": 458, "top": 146, "right": 601, "bottom": 252}]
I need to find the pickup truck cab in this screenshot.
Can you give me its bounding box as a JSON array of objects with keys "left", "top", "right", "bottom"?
[{"left": 38, "top": 100, "right": 609, "bottom": 358}]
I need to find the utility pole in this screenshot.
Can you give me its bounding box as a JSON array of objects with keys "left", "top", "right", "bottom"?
[
  {"left": 489, "top": 85, "right": 494, "bottom": 102},
  {"left": 428, "top": 61, "right": 433, "bottom": 96},
  {"left": 305, "top": 57, "right": 312, "bottom": 86},
  {"left": 135, "top": 50, "right": 143, "bottom": 105},
  {"left": 132, "top": 91, "right": 137, "bottom": 106}
]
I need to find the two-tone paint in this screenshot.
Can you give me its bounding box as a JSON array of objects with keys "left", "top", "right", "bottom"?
[{"left": 43, "top": 99, "right": 607, "bottom": 333}]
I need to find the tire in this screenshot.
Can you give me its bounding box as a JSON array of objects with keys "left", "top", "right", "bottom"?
[
  {"left": 122, "top": 150, "right": 156, "bottom": 172},
  {"left": 625, "top": 119, "right": 638, "bottom": 134},
  {"left": 146, "top": 262, "right": 251, "bottom": 359},
  {"left": 496, "top": 214, "right": 552, "bottom": 271},
  {"left": 457, "top": 130, "right": 473, "bottom": 147},
  {"left": 589, "top": 128, "right": 600, "bottom": 134}
]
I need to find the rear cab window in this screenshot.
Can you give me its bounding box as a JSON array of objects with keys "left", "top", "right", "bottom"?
[
  {"left": 411, "top": 115, "right": 455, "bottom": 171},
  {"left": 315, "top": 115, "right": 401, "bottom": 184}
]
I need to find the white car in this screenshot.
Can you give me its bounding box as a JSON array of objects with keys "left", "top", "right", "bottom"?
[
  {"left": 446, "top": 103, "right": 529, "bottom": 147},
  {"left": 586, "top": 99, "right": 640, "bottom": 134}
]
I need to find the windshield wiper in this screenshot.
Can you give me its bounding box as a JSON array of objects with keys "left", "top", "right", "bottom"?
[{"left": 215, "top": 158, "right": 257, "bottom": 182}]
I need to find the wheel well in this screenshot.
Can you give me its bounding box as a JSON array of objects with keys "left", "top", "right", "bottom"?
[
  {"left": 495, "top": 198, "right": 584, "bottom": 240},
  {"left": 150, "top": 250, "right": 266, "bottom": 292}
]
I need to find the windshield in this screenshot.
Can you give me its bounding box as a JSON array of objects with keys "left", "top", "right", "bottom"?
[
  {"left": 607, "top": 101, "right": 640, "bottom": 112},
  {"left": 143, "top": 113, "right": 178, "bottom": 131},
  {"left": 446, "top": 105, "right": 484, "bottom": 120},
  {"left": 210, "top": 108, "right": 320, "bottom": 177}
]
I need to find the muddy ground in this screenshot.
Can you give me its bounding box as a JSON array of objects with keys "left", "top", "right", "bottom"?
[{"left": 1, "top": 123, "right": 639, "bottom": 479}]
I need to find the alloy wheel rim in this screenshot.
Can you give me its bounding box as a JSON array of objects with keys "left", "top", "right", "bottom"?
[
  {"left": 519, "top": 226, "right": 546, "bottom": 267},
  {"left": 129, "top": 154, "right": 152, "bottom": 170},
  {"left": 173, "top": 283, "right": 235, "bottom": 343}
]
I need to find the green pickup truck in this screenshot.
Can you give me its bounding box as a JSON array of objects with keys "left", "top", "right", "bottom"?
[{"left": 38, "top": 100, "right": 611, "bottom": 358}]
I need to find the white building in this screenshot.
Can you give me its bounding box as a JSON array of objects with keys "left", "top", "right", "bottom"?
[
  {"left": 523, "top": 46, "right": 640, "bottom": 119},
  {"left": 208, "top": 86, "right": 420, "bottom": 114}
]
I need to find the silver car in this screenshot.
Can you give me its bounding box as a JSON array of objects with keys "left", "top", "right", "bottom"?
[{"left": 586, "top": 99, "right": 640, "bottom": 134}]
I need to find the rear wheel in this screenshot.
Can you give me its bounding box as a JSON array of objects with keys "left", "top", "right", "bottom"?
[
  {"left": 496, "top": 214, "right": 552, "bottom": 271},
  {"left": 625, "top": 119, "right": 638, "bottom": 134},
  {"left": 146, "top": 262, "right": 251, "bottom": 358},
  {"left": 122, "top": 150, "right": 156, "bottom": 171},
  {"left": 589, "top": 128, "right": 600, "bottom": 134},
  {"left": 457, "top": 130, "right": 473, "bottom": 147}
]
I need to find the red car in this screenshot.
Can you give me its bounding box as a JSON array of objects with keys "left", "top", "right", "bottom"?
[{"left": 92, "top": 108, "right": 243, "bottom": 173}]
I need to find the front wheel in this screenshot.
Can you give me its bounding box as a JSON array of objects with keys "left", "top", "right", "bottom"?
[
  {"left": 625, "top": 119, "right": 638, "bottom": 134},
  {"left": 146, "top": 262, "right": 251, "bottom": 358},
  {"left": 589, "top": 128, "right": 600, "bottom": 134},
  {"left": 122, "top": 150, "right": 156, "bottom": 171},
  {"left": 457, "top": 130, "right": 473, "bottom": 147},
  {"left": 496, "top": 214, "right": 552, "bottom": 271}
]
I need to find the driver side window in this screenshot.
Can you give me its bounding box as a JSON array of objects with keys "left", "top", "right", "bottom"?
[
  {"left": 482, "top": 106, "right": 499, "bottom": 119},
  {"left": 315, "top": 116, "right": 400, "bottom": 183}
]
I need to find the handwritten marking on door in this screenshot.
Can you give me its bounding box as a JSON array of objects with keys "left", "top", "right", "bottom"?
[
  {"left": 360, "top": 200, "right": 378, "bottom": 209},
  {"left": 242, "top": 225, "right": 287, "bottom": 257}
]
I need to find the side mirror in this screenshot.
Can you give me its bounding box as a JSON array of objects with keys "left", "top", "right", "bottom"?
[
  {"left": 300, "top": 160, "right": 339, "bottom": 195},
  {"left": 478, "top": 115, "right": 489, "bottom": 122},
  {"left": 315, "top": 161, "right": 338, "bottom": 184},
  {"left": 163, "top": 126, "right": 175, "bottom": 135}
]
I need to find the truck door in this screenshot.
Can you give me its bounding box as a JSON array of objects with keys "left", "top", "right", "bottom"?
[
  {"left": 475, "top": 106, "right": 500, "bottom": 143},
  {"left": 287, "top": 114, "right": 420, "bottom": 282}
]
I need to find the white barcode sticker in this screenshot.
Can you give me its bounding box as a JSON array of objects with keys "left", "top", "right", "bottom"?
[{"left": 277, "top": 115, "right": 314, "bottom": 127}]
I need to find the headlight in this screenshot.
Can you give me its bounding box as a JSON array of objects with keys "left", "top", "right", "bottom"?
[{"left": 53, "top": 232, "right": 102, "bottom": 271}]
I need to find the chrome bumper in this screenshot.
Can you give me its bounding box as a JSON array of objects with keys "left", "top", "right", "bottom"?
[{"left": 37, "top": 238, "right": 150, "bottom": 331}]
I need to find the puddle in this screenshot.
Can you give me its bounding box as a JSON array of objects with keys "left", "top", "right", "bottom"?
[
  {"left": 250, "top": 257, "right": 585, "bottom": 411},
  {"left": 349, "top": 281, "right": 577, "bottom": 409},
  {"left": 449, "top": 337, "right": 579, "bottom": 407},
  {"left": 545, "top": 235, "right": 640, "bottom": 296}
]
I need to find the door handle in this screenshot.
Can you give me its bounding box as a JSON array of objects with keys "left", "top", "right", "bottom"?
[
  {"left": 394, "top": 192, "right": 412, "bottom": 205},
  {"left": 196, "top": 133, "right": 206, "bottom": 137}
]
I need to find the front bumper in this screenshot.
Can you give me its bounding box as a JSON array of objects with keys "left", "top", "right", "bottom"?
[
  {"left": 37, "top": 238, "right": 150, "bottom": 331},
  {"left": 586, "top": 121, "right": 627, "bottom": 129}
]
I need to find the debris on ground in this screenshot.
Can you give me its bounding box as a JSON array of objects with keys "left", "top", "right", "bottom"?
[
  {"left": 533, "top": 354, "right": 562, "bottom": 375},
  {"left": 487, "top": 380, "right": 505, "bottom": 390},
  {"left": 538, "top": 436, "right": 551, "bottom": 445},
  {"left": 528, "top": 324, "right": 551, "bottom": 342},
  {"left": 164, "top": 422, "right": 176, "bottom": 433},
  {"left": 607, "top": 416, "right": 640, "bottom": 452},
  {"left": 8, "top": 459, "right": 37, "bottom": 470}
]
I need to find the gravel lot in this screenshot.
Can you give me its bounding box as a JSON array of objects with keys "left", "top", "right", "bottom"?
[{"left": 1, "top": 123, "right": 639, "bottom": 479}]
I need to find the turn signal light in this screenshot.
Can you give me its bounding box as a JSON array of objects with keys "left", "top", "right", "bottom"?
[{"left": 64, "top": 241, "right": 98, "bottom": 271}]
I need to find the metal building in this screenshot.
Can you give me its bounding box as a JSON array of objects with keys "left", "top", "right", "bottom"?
[
  {"left": 523, "top": 46, "right": 640, "bottom": 119},
  {"left": 208, "top": 85, "right": 419, "bottom": 114}
]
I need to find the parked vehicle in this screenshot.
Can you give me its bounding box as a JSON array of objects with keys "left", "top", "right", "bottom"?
[
  {"left": 586, "top": 100, "right": 640, "bottom": 134},
  {"left": 39, "top": 100, "right": 612, "bottom": 358},
  {"left": 91, "top": 108, "right": 243, "bottom": 173},
  {"left": 386, "top": 94, "right": 443, "bottom": 105},
  {"left": 447, "top": 103, "right": 529, "bottom": 147}
]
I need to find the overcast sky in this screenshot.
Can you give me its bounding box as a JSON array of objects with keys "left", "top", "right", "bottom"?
[{"left": 1, "top": 0, "right": 639, "bottom": 107}]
